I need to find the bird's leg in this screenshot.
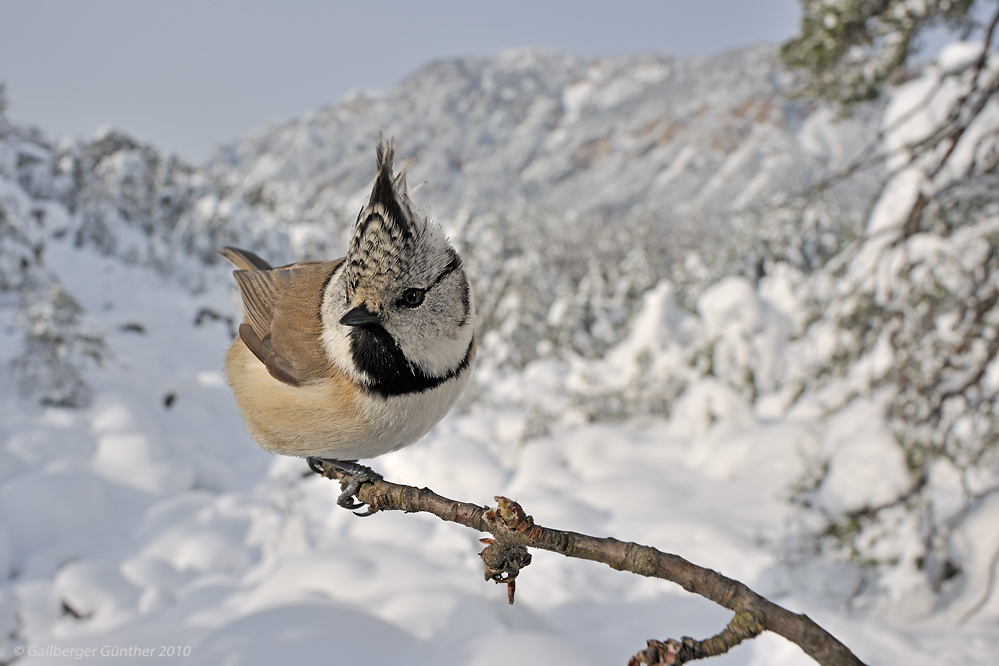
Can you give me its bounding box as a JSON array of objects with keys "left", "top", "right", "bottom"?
[{"left": 308, "top": 457, "right": 383, "bottom": 515}]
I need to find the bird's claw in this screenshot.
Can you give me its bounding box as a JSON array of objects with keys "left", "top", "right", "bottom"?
[
  {"left": 309, "top": 458, "right": 383, "bottom": 516},
  {"left": 307, "top": 457, "right": 327, "bottom": 476},
  {"left": 336, "top": 476, "right": 365, "bottom": 510},
  {"left": 352, "top": 501, "right": 380, "bottom": 517},
  {"left": 337, "top": 469, "right": 383, "bottom": 515}
]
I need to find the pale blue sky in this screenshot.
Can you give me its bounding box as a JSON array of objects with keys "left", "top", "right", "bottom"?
[{"left": 1, "top": 1, "right": 803, "bottom": 162}]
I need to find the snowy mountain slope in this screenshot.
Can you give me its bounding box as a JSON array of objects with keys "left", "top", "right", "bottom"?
[
  {"left": 200, "top": 45, "right": 886, "bottom": 376},
  {"left": 211, "top": 45, "right": 881, "bottom": 259}
]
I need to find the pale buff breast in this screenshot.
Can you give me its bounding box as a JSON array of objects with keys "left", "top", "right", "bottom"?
[
  {"left": 224, "top": 336, "right": 370, "bottom": 458},
  {"left": 225, "top": 334, "right": 475, "bottom": 460}
]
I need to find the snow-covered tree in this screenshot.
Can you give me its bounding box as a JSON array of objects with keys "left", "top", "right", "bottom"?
[{"left": 781, "top": 0, "right": 999, "bottom": 617}]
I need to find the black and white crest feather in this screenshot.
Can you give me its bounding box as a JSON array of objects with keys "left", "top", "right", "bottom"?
[{"left": 344, "top": 138, "right": 444, "bottom": 302}]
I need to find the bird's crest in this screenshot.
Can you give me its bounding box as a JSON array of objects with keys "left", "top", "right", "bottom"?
[{"left": 344, "top": 137, "right": 442, "bottom": 300}]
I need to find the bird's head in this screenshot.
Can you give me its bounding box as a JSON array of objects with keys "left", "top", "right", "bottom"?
[{"left": 321, "top": 138, "right": 475, "bottom": 395}]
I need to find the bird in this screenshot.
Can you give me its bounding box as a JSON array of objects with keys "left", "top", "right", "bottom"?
[{"left": 220, "top": 138, "right": 476, "bottom": 513}]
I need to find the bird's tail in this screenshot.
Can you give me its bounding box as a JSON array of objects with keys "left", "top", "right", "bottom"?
[{"left": 219, "top": 247, "right": 272, "bottom": 272}]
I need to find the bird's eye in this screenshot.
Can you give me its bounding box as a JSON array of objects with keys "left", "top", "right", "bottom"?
[{"left": 400, "top": 288, "right": 426, "bottom": 308}]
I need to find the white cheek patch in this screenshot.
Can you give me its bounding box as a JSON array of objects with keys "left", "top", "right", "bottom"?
[
  {"left": 319, "top": 266, "right": 370, "bottom": 385},
  {"left": 394, "top": 316, "right": 475, "bottom": 379},
  {"left": 321, "top": 324, "right": 367, "bottom": 383}
]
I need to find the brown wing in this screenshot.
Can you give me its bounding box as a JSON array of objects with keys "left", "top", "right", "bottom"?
[
  {"left": 232, "top": 269, "right": 288, "bottom": 340},
  {"left": 222, "top": 247, "right": 345, "bottom": 387}
]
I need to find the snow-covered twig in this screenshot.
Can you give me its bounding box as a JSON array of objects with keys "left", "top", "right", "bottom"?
[{"left": 312, "top": 461, "right": 868, "bottom": 666}]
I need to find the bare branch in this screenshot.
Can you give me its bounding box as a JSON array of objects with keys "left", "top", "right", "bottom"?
[
  {"left": 628, "top": 611, "right": 763, "bottom": 665},
  {"left": 313, "top": 462, "right": 869, "bottom": 666}
]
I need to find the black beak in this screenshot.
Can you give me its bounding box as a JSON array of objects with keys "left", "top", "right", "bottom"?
[{"left": 340, "top": 304, "right": 383, "bottom": 327}]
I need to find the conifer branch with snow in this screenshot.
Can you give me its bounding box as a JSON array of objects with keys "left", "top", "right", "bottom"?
[{"left": 774, "top": 0, "right": 999, "bottom": 616}]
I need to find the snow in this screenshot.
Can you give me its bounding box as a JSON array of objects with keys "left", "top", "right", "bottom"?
[
  {"left": 1, "top": 45, "right": 998, "bottom": 666},
  {"left": 937, "top": 41, "right": 985, "bottom": 73},
  {"left": 816, "top": 400, "right": 911, "bottom": 516},
  {"left": 865, "top": 167, "right": 924, "bottom": 237},
  {"left": 561, "top": 79, "right": 594, "bottom": 125},
  {"left": 945, "top": 493, "right": 999, "bottom": 622}
]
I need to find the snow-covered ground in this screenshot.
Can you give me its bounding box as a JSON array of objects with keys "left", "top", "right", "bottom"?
[{"left": 0, "top": 234, "right": 994, "bottom": 666}]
